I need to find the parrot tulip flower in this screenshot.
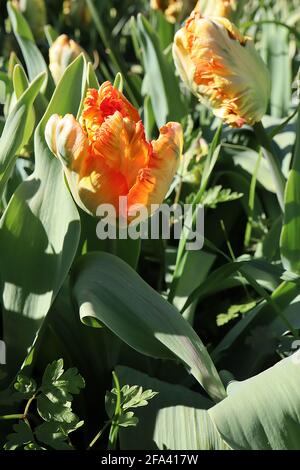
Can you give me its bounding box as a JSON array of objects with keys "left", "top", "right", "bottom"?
[
  {"left": 49, "top": 34, "right": 85, "bottom": 84},
  {"left": 45, "top": 82, "right": 183, "bottom": 221},
  {"left": 173, "top": 12, "right": 271, "bottom": 127}
]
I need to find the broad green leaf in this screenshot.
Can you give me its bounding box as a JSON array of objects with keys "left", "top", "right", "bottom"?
[
  {"left": 72, "top": 252, "right": 226, "bottom": 402},
  {"left": 12, "top": 64, "right": 36, "bottom": 144},
  {"left": 117, "top": 366, "right": 229, "bottom": 450},
  {"left": 0, "top": 56, "right": 85, "bottom": 385},
  {"left": 209, "top": 354, "right": 300, "bottom": 449},
  {"left": 261, "top": 22, "right": 291, "bottom": 118},
  {"left": 280, "top": 104, "right": 300, "bottom": 274},
  {"left": 0, "top": 72, "right": 45, "bottom": 197},
  {"left": 136, "top": 14, "right": 187, "bottom": 127},
  {"left": 7, "top": 2, "right": 49, "bottom": 93}
]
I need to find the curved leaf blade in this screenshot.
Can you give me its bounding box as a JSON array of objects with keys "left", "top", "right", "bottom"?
[
  {"left": 72, "top": 252, "right": 226, "bottom": 402},
  {"left": 209, "top": 354, "right": 300, "bottom": 450}
]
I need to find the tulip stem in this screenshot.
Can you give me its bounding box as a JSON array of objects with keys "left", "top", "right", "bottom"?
[{"left": 253, "top": 122, "right": 285, "bottom": 211}]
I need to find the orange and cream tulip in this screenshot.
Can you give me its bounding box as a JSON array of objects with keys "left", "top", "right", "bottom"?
[
  {"left": 49, "top": 34, "right": 84, "bottom": 84},
  {"left": 45, "top": 82, "right": 183, "bottom": 219},
  {"left": 173, "top": 12, "right": 271, "bottom": 127}
]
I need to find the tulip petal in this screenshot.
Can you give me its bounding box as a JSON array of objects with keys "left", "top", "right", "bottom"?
[
  {"left": 54, "top": 114, "right": 89, "bottom": 171},
  {"left": 91, "top": 112, "right": 151, "bottom": 189},
  {"left": 82, "top": 81, "right": 140, "bottom": 139},
  {"left": 78, "top": 155, "right": 128, "bottom": 215},
  {"left": 127, "top": 122, "right": 183, "bottom": 214}
]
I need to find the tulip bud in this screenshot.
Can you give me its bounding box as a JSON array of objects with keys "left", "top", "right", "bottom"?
[
  {"left": 49, "top": 34, "right": 85, "bottom": 85},
  {"left": 173, "top": 12, "right": 271, "bottom": 127},
  {"left": 45, "top": 82, "right": 183, "bottom": 220}
]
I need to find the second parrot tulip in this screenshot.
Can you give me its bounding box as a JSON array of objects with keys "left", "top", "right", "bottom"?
[{"left": 173, "top": 12, "right": 271, "bottom": 127}]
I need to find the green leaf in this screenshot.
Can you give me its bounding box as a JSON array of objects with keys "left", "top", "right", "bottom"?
[
  {"left": 4, "top": 421, "right": 35, "bottom": 450},
  {"left": 209, "top": 354, "right": 300, "bottom": 449},
  {"left": 87, "top": 62, "right": 99, "bottom": 89},
  {"left": 201, "top": 186, "right": 243, "bottom": 208},
  {"left": 106, "top": 384, "right": 158, "bottom": 421},
  {"left": 42, "top": 359, "right": 64, "bottom": 386},
  {"left": 72, "top": 252, "right": 226, "bottom": 402},
  {"left": 44, "top": 24, "right": 58, "bottom": 46},
  {"left": 35, "top": 420, "right": 83, "bottom": 450},
  {"left": 280, "top": 104, "right": 300, "bottom": 274},
  {"left": 7, "top": 2, "right": 49, "bottom": 93},
  {"left": 41, "top": 360, "right": 85, "bottom": 402},
  {"left": 121, "top": 386, "right": 158, "bottom": 410},
  {"left": 0, "top": 72, "right": 45, "bottom": 197},
  {"left": 261, "top": 22, "right": 291, "bottom": 118},
  {"left": 118, "top": 411, "right": 138, "bottom": 428},
  {"left": 136, "top": 14, "right": 187, "bottom": 127},
  {"left": 12, "top": 65, "right": 36, "bottom": 144},
  {"left": 36, "top": 394, "right": 78, "bottom": 424},
  {"left": 216, "top": 301, "right": 257, "bottom": 327},
  {"left": 37, "top": 359, "right": 85, "bottom": 422},
  {"left": 117, "top": 366, "right": 228, "bottom": 450},
  {"left": 113, "top": 72, "right": 123, "bottom": 93},
  {"left": 0, "top": 56, "right": 84, "bottom": 384}
]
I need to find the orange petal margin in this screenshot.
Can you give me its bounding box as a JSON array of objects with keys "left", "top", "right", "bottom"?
[{"left": 127, "top": 122, "right": 183, "bottom": 216}]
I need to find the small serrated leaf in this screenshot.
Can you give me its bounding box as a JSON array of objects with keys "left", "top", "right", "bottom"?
[
  {"left": 36, "top": 394, "right": 75, "bottom": 423},
  {"left": 40, "top": 360, "right": 85, "bottom": 403},
  {"left": 35, "top": 421, "right": 73, "bottom": 450},
  {"left": 42, "top": 359, "right": 64, "bottom": 387},
  {"left": 55, "top": 367, "right": 85, "bottom": 395},
  {"left": 118, "top": 411, "right": 139, "bottom": 428},
  {"left": 4, "top": 421, "right": 34, "bottom": 450},
  {"left": 201, "top": 186, "right": 243, "bottom": 209}
]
